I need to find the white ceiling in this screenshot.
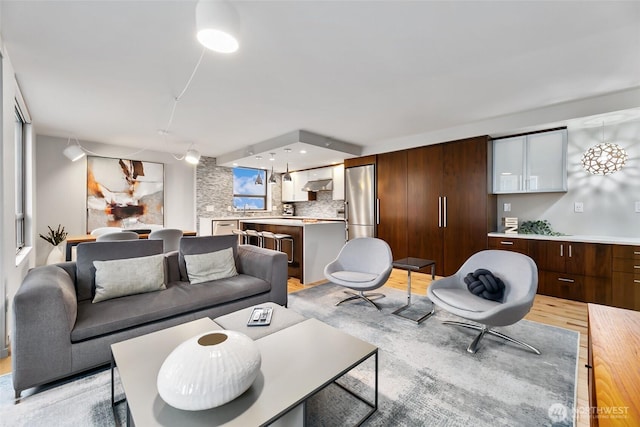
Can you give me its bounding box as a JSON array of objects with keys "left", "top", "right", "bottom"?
[{"left": 1, "top": 0, "right": 639, "bottom": 172}]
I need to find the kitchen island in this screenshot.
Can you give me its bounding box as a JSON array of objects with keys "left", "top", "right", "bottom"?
[{"left": 240, "top": 219, "right": 346, "bottom": 284}]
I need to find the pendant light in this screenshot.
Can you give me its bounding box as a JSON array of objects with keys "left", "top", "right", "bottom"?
[
  {"left": 282, "top": 148, "right": 292, "bottom": 182},
  {"left": 254, "top": 172, "right": 263, "bottom": 185},
  {"left": 267, "top": 153, "right": 277, "bottom": 184},
  {"left": 196, "top": 0, "right": 240, "bottom": 54},
  {"left": 581, "top": 122, "right": 628, "bottom": 175},
  {"left": 268, "top": 166, "right": 277, "bottom": 184}
]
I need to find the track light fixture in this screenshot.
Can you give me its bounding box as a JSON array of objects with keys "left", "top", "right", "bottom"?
[
  {"left": 185, "top": 148, "right": 202, "bottom": 165},
  {"left": 63, "top": 143, "right": 86, "bottom": 162}
]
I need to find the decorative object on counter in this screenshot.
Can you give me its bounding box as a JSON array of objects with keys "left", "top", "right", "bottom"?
[
  {"left": 157, "top": 330, "right": 261, "bottom": 410},
  {"left": 518, "top": 219, "right": 563, "bottom": 236},
  {"left": 40, "top": 224, "right": 69, "bottom": 265},
  {"left": 581, "top": 123, "right": 628, "bottom": 175},
  {"left": 504, "top": 217, "right": 518, "bottom": 234}
]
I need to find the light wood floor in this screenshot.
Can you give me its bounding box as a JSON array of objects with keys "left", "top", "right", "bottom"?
[{"left": 0, "top": 270, "right": 589, "bottom": 425}]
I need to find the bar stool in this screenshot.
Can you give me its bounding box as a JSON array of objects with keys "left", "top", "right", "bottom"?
[
  {"left": 260, "top": 231, "right": 294, "bottom": 264},
  {"left": 244, "top": 229, "right": 264, "bottom": 247},
  {"left": 232, "top": 229, "right": 248, "bottom": 244}
]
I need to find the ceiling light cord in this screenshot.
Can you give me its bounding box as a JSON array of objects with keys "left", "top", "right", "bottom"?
[
  {"left": 67, "top": 135, "right": 146, "bottom": 158},
  {"left": 162, "top": 46, "right": 207, "bottom": 136}
]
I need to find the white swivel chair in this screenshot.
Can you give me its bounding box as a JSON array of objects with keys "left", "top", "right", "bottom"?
[
  {"left": 148, "top": 228, "right": 183, "bottom": 253},
  {"left": 90, "top": 227, "right": 122, "bottom": 237},
  {"left": 324, "top": 237, "right": 393, "bottom": 310},
  {"left": 96, "top": 231, "right": 140, "bottom": 242},
  {"left": 427, "top": 250, "right": 540, "bottom": 354}
]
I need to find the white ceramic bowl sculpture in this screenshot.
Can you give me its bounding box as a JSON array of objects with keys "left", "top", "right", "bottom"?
[{"left": 157, "top": 330, "right": 261, "bottom": 410}]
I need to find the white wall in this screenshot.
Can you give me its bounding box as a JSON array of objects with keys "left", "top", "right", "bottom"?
[
  {"left": 496, "top": 119, "right": 640, "bottom": 237},
  {"left": 1, "top": 38, "right": 37, "bottom": 358},
  {"left": 35, "top": 135, "right": 197, "bottom": 265}
]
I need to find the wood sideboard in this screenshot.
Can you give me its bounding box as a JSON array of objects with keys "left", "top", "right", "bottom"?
[
  {"left": 587, "top": 303, "right": 640, "bottom": 426},
  {"left": 489, "top": 236, "right": 640, "bottom": 311}
]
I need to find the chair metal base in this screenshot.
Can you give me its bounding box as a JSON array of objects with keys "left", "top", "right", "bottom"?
[
  {"left": 443, "top": 321, "right": 541, "bottom": 355},
  {"left": 336, "top": 290, "right": 385, "bottom": 310}
]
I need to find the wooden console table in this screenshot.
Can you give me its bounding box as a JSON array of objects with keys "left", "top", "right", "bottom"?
[{"left": 588, "top": 303, "right": 640, "bottom": 426}]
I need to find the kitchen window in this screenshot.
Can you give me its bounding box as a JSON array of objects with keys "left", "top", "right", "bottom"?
[{"left": 232, "top": 167, "right": 267, "bottom": 210}]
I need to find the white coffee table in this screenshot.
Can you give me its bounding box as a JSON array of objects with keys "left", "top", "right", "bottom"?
[{"left": 111, "top": 315, "right": 378, "bottom": 426}]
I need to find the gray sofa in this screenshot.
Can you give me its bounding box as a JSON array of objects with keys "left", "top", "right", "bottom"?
[{"left": 12, "top": 235, "right": 288, "bottom": 397}]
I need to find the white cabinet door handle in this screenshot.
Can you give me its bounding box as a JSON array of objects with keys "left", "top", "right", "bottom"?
[
  {"left": 558, "top": 277, "right": 574, "bottom": 283},
  {"left": 438, "top": 197, "right": 442, "bottom": 228}
]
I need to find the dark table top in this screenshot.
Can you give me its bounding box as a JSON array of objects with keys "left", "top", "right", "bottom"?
[{"left": 392, "top": 257, "right": 436, "bottom": 271}]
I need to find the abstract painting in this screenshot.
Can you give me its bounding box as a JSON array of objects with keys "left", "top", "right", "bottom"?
[{"left": 87, "top": 156, "right": 164, "bottom": 232}]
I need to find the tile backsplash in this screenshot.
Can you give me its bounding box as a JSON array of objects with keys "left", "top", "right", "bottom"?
[{"left": 292, "top": 191, "right": 344, "bottom": 218}]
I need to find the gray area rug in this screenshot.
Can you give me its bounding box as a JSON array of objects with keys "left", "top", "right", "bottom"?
[
  {"left": 288, "top": 283, "right": 578, "bottom": 427},
  {"left": 0, "top": 283, "right": 578, "bottom": 426}
]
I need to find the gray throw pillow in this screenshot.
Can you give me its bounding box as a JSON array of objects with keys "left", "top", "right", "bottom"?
[
  {"left": 184, "top": 247, "right": 238, "bottom": 284},
  {"left": 93, "top": 254, "right": 166, "bottom": 303}
]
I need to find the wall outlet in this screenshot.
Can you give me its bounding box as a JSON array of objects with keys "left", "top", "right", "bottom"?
[
  {"left": 503, "top": 203, "right": 511, "bottom": 212},
  {"left": 636, "top": 201, "right": 640, "bottom": 213},
  {"left": 574, "top": 202, "right": 584, "bottom": 213},
  {"left": 206, "top": 205, "right": 214, "bottom": 212}
]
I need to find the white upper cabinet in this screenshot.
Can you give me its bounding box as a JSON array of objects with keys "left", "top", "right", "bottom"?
[
  {"left": 492, "top": 128, "right": 567, "bottom": 194},
  {"left": 282, "top": 171, "right": 309, "bottom": 202},
  {"left": 332, "top": 164, "right": 345, "bottom": 200}
]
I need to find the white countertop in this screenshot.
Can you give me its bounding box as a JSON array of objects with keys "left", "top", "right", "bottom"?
[
  {"left": 489, "top": 232, "right": 640, "bottom": 246},
  {"left": 240, "top": 218, "right": 344, "bottom": 227}
]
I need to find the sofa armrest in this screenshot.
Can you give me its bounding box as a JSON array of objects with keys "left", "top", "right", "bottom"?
[
  {"left": 237, "top": 245, "right": 288, "bottom": 306},
  {"left": 12, "top": 265, "right": 77, "bottom": 396}
]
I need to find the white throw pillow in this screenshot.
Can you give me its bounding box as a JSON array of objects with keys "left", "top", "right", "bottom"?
[
  {"left": 93, "top": 254, "right": 166, "bottom": 303},
  {"left": 184, "top": 247, "right": 238, "bottom": 285}
]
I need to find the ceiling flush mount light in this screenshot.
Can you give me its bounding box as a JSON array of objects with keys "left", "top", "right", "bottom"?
[
  {"left": 63, "top": 144, "right": 86, "bottom": 162},
  {"left": 581, "top": 124, "right": 628, "bottom": 175},
  {"left": 196, "top": 0, "right": 240, "bottom": 53}
]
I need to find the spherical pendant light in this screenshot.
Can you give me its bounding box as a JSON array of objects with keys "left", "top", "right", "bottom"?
[
  {"left": 196, "top": 0, "right": 240, "bottom": 53},
  {"left": 581, "top": 142, "right": 628, "bottom": 175},
  {"left": 581, "top": 123, "right": 628, "bottom": 175}
]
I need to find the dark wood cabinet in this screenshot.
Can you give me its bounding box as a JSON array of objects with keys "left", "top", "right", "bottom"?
[
  {"left": 407, "top": 144, "right": 444, "bottom": 273},
  {"left": 528, "top": 240, "right": 612, "bottom": 304},
  {"left": 611, "top": 244, "right": 640, "bottom": 310},
  {"left": 376, "top": 150, "right": 408, "bottom": 260},
  {"left": 377, "top": 136, "right": 496, "bottom": 276},
  {"left": 488, "top": 236, "right": 529, "bottom": 254},
  {"left": 442, "top": 137, "right": 496, "bottom": 275}
]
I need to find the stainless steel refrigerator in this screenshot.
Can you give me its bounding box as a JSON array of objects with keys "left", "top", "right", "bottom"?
[{"left": 345, "top": 164, "right": 377, "bottom": 240}]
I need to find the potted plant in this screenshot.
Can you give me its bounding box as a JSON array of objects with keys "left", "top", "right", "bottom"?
[{"left": 40, "top": 224, "right": 68, "bottom": 264}]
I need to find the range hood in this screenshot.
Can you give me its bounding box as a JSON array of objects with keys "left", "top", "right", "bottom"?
[{"left": 301, "top": 179, "right": 333, "bottom": 192}]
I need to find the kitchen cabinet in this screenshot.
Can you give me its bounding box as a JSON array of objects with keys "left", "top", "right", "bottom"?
[
  {"left": 528, "top": 240, "right": 611, "bottom": 304},
  {"left": 281, "top": 171, "right": 309, "bottom": 202},
  {"left": 488, "top": 236, "right": 529, "bottom": 255},
  {"left": 332, "top": 164, "right": 344, "bottom": 200},
  {"left": 377, "top": 150, "right": 408, "bottom": 260},
  {"left": 492, "top": 128, "right": 567, "bottom": 194},
  {"left": 611, "top": 245, "right": 640, "bottom": 310},
  {"left": 306, "top": 167, "right": 332, "bottom": 180},
  {"left": 377, "top": 136, "right": 496, "bottom": 276}
]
